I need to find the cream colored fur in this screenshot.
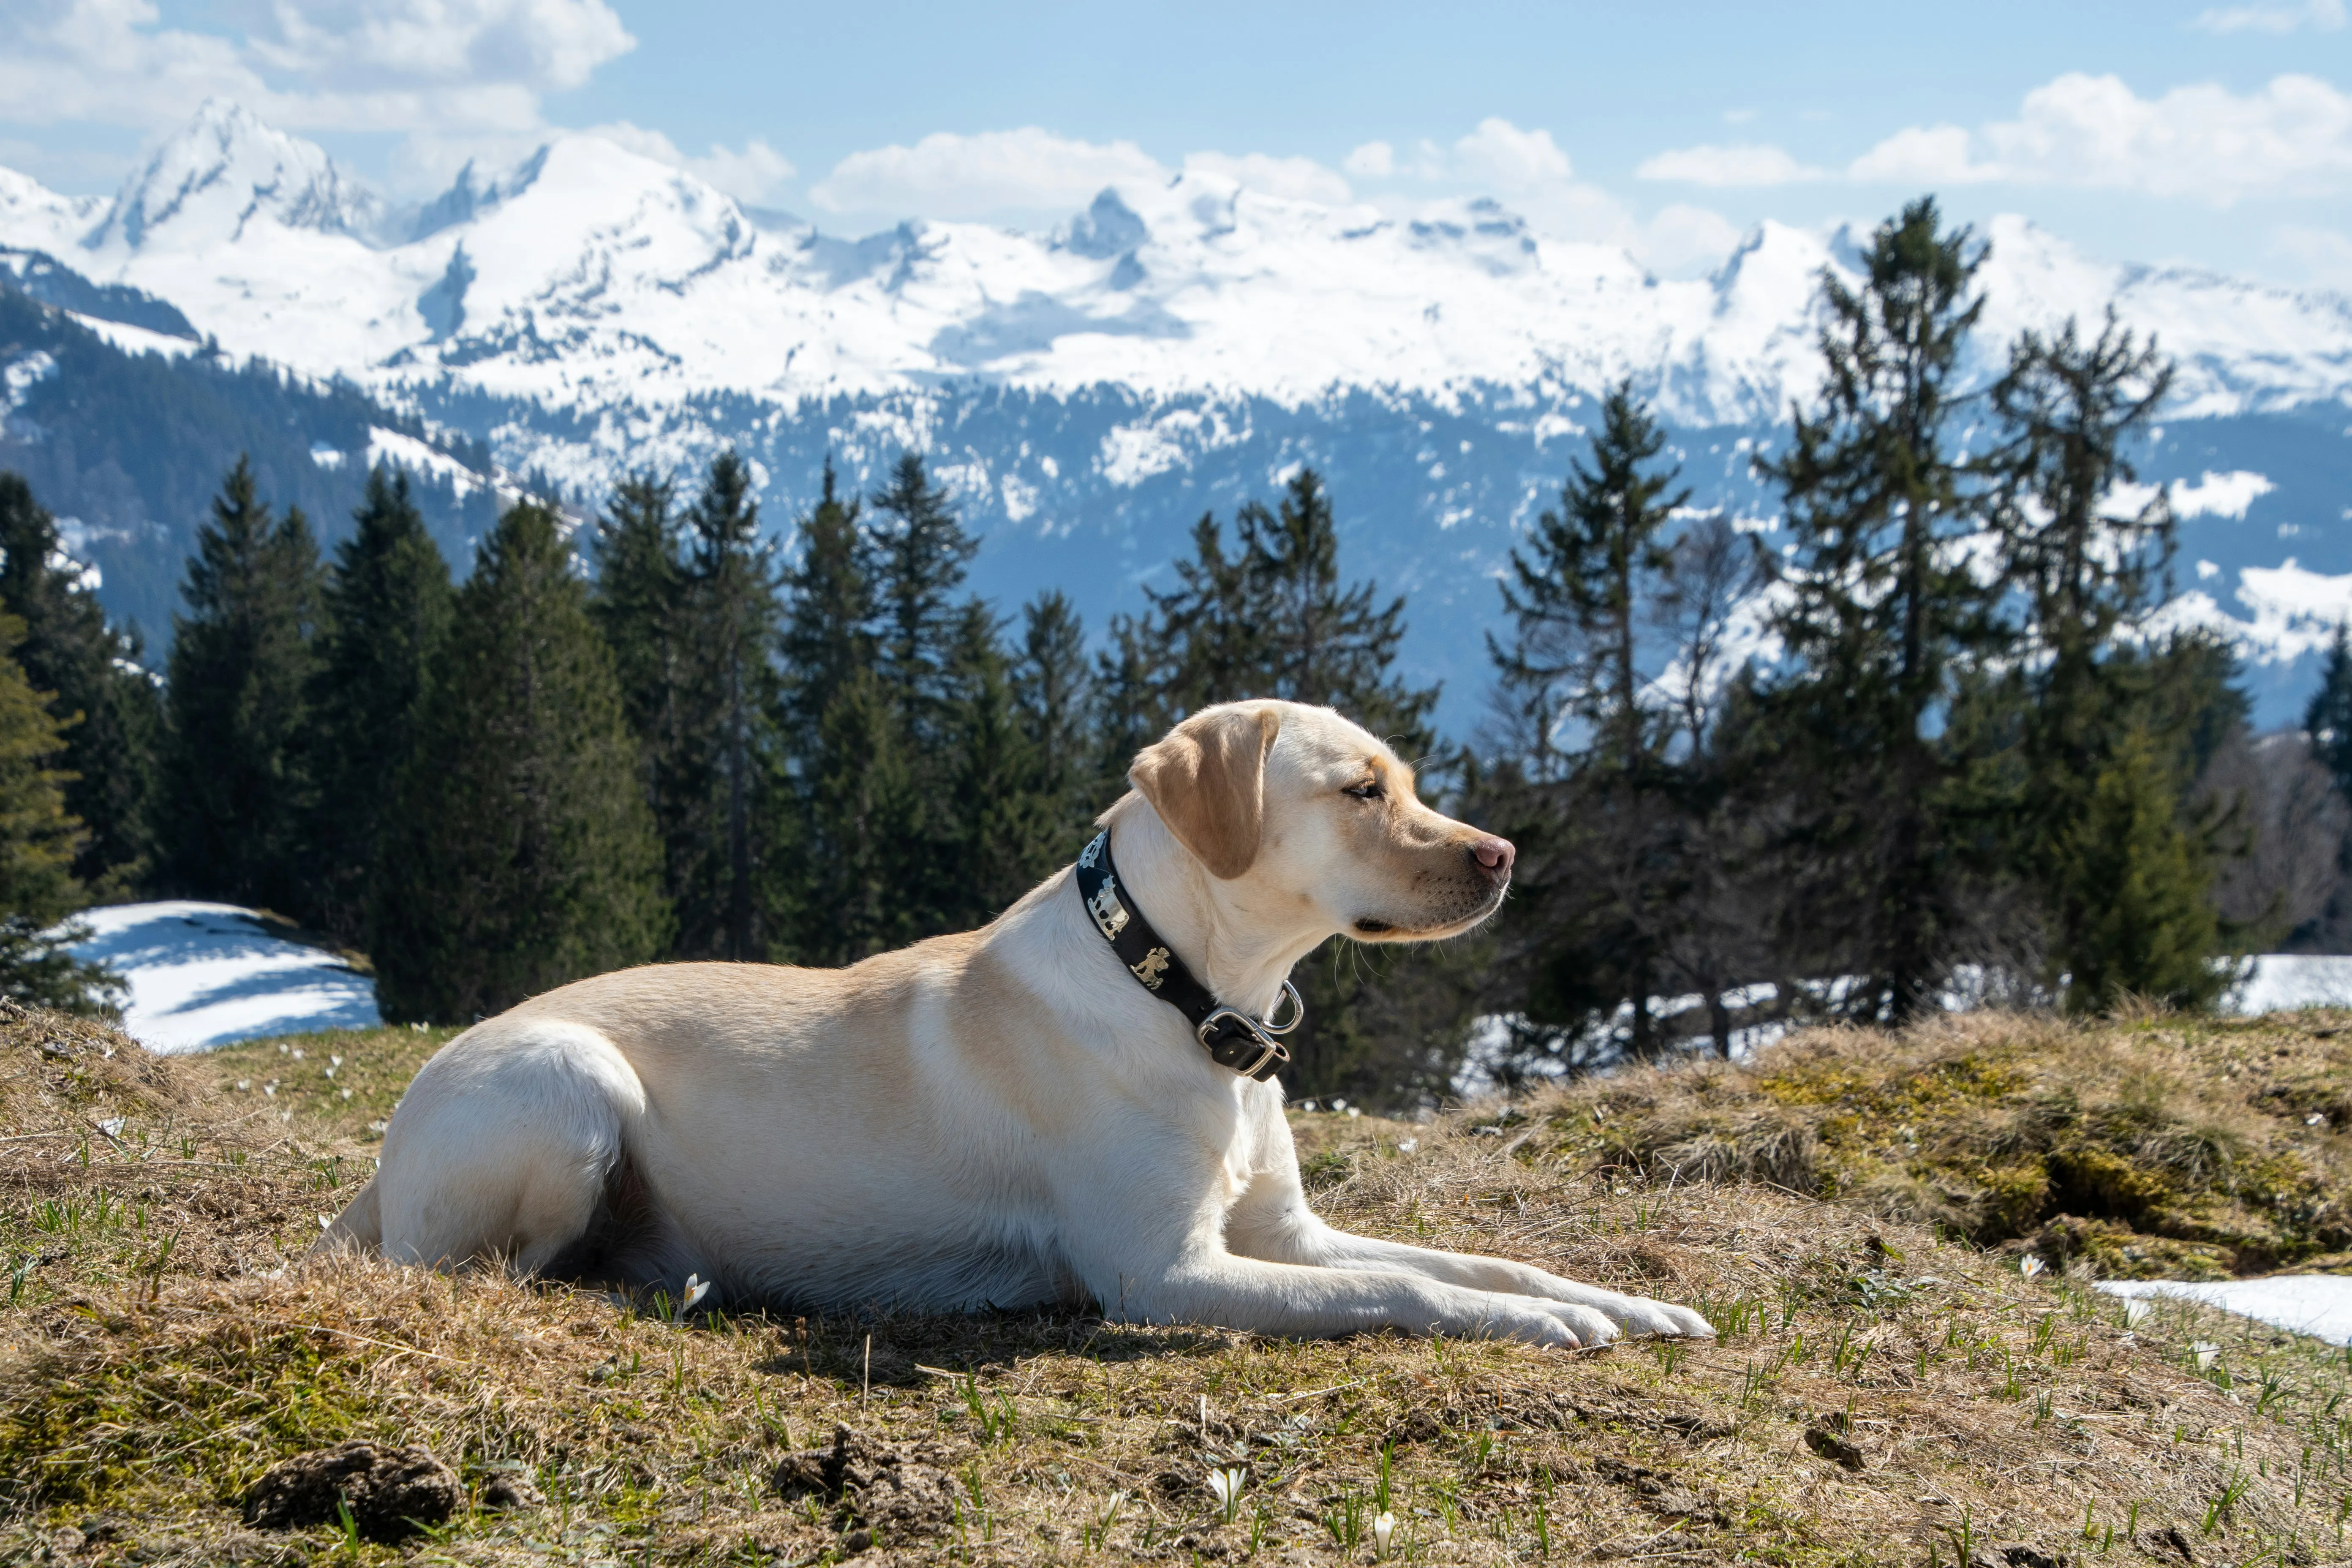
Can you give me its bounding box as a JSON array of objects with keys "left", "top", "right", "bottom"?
[{"left": 317, "top": 700, "right": 1713, "bottom": 1348}]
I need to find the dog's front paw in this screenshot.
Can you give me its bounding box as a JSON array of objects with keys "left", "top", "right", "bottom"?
[
  {"left": 1600, "top": 1293, "right": 1716, "bottom": 1340},
  {"left": 1469, "top": 1296, "right": 1620, "bottom": 1350}
]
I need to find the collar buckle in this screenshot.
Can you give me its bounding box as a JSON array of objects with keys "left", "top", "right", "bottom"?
[{"left": 1197, "top": 1010, "right": 1293, "bottom": 1081}]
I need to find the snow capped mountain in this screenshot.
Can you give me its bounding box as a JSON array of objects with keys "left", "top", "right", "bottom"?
[
  {"left": 5, "top": 103, "right": 2352, "bottom": 733},
  {"left": 12, "top": 105, "right": 2351, "bottom": 431}
]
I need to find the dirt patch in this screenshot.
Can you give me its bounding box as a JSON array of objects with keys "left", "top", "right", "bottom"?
[{"left": 243, "top": 1440, "right": 462, "bottom": 1541}]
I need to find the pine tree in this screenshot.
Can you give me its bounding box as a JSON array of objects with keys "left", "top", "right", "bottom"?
[
  {"left": 1489, "top": 385, "right": 1695, "bottom": 1057},
  {"left": 871, "top": 453, "right": 980, "bottom": 728},
  {"left": 1015, "top": 591, "right": 1099, "bottom": 847},
  {"left": 940, "top": 600, "right": 1052, "bottom": 927},
  {"left": 776, "top": 460, "right": 873, "bottom": 747},
  {"left": 796, "top": 668, "right": 923, "bottom": 965},
  {"left": 0, "top": 614, "right": 117, "bottom": 1011},
  {"left": 2307, "top": 625, "right": 2352, "bottom": 801},
  {"left": 590, "top": 470, "right": 688, "bottom": 830},
  {"left": 1757, "top": 198, "right": 1995, "bottom": 1022},
  {"left": 161, "top": 457, "right": 325, "bottom": 911},
  {"left": 2054, "top": 727, "right": 2231, "bottom": 1013},
  {"left": 0, "top": 472, "right": 160, "bottom": 894},
  {"left": 1136, "top": 471, "right": 1450, "bottom": 1100},
  {"left": 371, "top": 501, "right": 670, "bottom": 1022},
  {"left": 304, "top": 466, "right": 453, "bottom": 941},
  {"left": 669, "top": 452, "right": 785, "bottom": 961},
  {"left": 1987, "top": 313, "right": 2210, "bottom": 1000}
]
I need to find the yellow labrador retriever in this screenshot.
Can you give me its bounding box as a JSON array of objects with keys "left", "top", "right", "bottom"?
[{"left": 320, "top": 700, "right": 1712, "bottom": 1348}]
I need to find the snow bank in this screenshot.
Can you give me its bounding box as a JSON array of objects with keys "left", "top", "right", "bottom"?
[
  {"left": 67, "top": 901, "right": 378, "bottom": 1053},
  {"left": 2097, "top": 1277, "right": 2352, "bottom": 1346},
  {"left": 2235, "top": 954, "right": 2352, "bottom": 1013}
]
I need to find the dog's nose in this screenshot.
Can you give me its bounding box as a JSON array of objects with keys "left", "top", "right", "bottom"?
[{"left": 1470, "top": 835, "right": 1515, "bottom": 880}]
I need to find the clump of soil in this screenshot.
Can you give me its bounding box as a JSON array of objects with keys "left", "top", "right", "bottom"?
[
  {"left": 242, "top": 1440, "right": 462, "bottom": 1541},
  {"left": 773, "top": 1424, "right": 966, "bottom": 1553}
]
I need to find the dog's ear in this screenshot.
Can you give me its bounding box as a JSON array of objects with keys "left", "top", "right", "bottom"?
[{"left": 1129, "top": 705, "right": 1282, "bottom": 879}]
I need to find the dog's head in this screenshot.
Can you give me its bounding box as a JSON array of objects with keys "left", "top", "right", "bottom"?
[{"left": 1124, "top": 700, "right": 1513, "bottom": 943}]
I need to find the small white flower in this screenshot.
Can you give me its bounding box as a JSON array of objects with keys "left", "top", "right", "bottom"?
[
  {"left": 2192, "top": 1341, "right": 2221, "bottom": 1370},
  {"left": 318, "top": 1214, "right": 333, "bottom": 1230},
  {"left": 410, "top": 1021, "right": 428, "bottom": 1033},
  {"left": 2018, "top": 1255, "right": 2045, "bottom": 1279},
  {"left": 329, "top": 1055, "right": 343, "bottom": 1068},
  {"left": 1397, "top": 1138, "right": 1418, "bottom": 1153},
  {"left": 340, "top": 1088, "right": 353, "bottom": 1101},
  {"left": 262, "top": 1084, "right": 276, "bottom": 1098},
  {"left": 680, "top": 1274, "right": 711, "bottom": 1313},
  {"left": 2123, "top": 1298, "right": 2154, "bottom": 1328},
  {"left": 1330, "top": 1098, "right": 1348, "bottom": 1111},
  {"left": 291, "top": 1048, "right": 304, "bottom": 1060},
  {"left": 1207, "top": 1465, "right": 1246, "bottom": 1522},
  {"left": 95, "top": 1117, "right": 125, "bottom": 1138},
  {"left": 1347, "top": 1108, "right": 1361, "bottom": 1119},
  {"left": 278, "top": 1044, "right": 289, "bottom": 1055},
  {"left": 323, "top": 1066, "right": 336, "bottom": 1080},
  {"left": 2308, "top": 1113, "right": 2327, "bottom": 1126},
  {"left": 1299, "top": 1101, "right": 1318, "bottom": 1112},
  {"left": 1373, "top": 1510, "right": 1397, "bottom": 1558},
  {"left": 234, "top": 1079, "right": 250, "bottom": 1092}
]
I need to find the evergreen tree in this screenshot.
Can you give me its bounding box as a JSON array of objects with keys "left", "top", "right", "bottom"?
[
  {"left": 1489, "top": 385, "right": 1697, "bottom": 1058},
  {"left": 669, "top": 452, "right": 785, "bottom": 961},
  {"left": 871, "top": 454, "right": 980, "bottom": 726},
  {"left": 1986, "top": 313, "right": 2218, "bottom": 1002},
  {"left": 161, "top": 457, "right": 325, "bottom": 911},
  {"left": 2054, "top": 727, "right": 2231, "bottom": 1013},
  {"left": 795, "top": 668, "right": 923, "bottom": 965},
  {"left": 372, "top": 502, "right": 669, "bottom": 1022},
  {"left": 1135, "top": 471, "right": 1450, "bottom": 1100},
  {"left": 0, "top": 472, "right": 160, "bottom": 894},
  {"left": 304, "top": 466, "right": 453, "bottom": 941},
  {"left": 0, "top": 614, "right": 117, "bottom": 1011},
  {"left": 1757, "top": 198, "right": 1995, "bottom": 1022},
  {"left": 590, "top": 470, "right": 688, "bottom": 833},
  {"left": 940, "top": 600, "right": 1053, "bottom": 926},
  {"left": 1014, "top": 591, "right": 1100, "bottom": 847},
  {"left": 2307, "top": 624, "right": 2352, "bottom": 801},
  {"left": 776, "top": 461, "right": 873, "bottom": 747}
]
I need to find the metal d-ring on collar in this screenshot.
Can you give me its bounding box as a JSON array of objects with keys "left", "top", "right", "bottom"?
[{"left": 1074, "top": 828, "right": 1302, "bottom": 1083}]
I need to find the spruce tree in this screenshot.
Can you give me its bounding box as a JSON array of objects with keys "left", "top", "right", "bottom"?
[
  {"left": 1489, "top": 385, "right": 1698, "bottom": 1058},
  {"left": 669, "top": 452, "right": 785, "bottom": 961},
  {"left": 304, "top": 466, "right": 452, "bottom": 941},
  {"left": 1015, "top": 591, "right": 1099, "bottom": 847},
  {"left": 1136, "top": 471, "right": 1450, "bottom": 1100},
  {"left": 940, "top": 601, "right": 1052, "bottom": 927},
  {"left": 161, "top": 457, "right": 325, "bottom": 912},
  {"left": 0, "top": 473, "right": 160, "bottom": 894},
  {"left": 871, "top": 453, "right": 981, "bottom": 727},
  {"left": 590, "top": 470, "right": 688, "bottom": 831},
  {"left": 797, "top": 668, "right": 923, "bottom": 965},
  {"left": 2054, "top": 727, "right": 2230, "bottom": 1013},
  {"left": 0, "top": 614, "right": 117, "bottom": 1011},
  {"left": 1757, "top": 198, "right": 1995, "bottom": 1022},
  {"left": 372, "top": 501, "right": 670, "bottom": 1022},
  {"left": 2307, "top": 625, "right": 2352, "bottom": 801}
]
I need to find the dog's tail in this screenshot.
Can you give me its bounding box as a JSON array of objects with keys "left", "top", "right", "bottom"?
[{"left": 309, "top": 1176, "right": 383, "bottom": 1259}]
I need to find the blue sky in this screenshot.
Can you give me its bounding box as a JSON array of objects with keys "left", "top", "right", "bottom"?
[{"left": 3, "top": 0, "right": 2349, "bottom": 286}]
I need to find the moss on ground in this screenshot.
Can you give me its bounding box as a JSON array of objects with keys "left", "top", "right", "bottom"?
[{"left": 2, "top": 1004, "right": 2351, "bottom": 1565}]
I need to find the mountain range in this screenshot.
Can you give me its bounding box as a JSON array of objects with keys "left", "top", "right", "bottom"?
[{"left": 5, "top": 99, "right": 2351, "bottom": 732}]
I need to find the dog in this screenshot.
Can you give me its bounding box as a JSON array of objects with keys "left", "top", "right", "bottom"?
[{"left": 318, "top": 700, "right": 1713, "bottom": 1348}]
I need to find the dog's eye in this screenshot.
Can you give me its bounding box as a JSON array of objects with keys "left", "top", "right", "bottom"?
[{"left": 1343, "top": 780, "right": 1383, "bottom": 801}]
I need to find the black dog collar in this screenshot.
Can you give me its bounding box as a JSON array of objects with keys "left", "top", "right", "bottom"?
[{"left": 1075, "top": 829, "right": 1302, "bottom": 1083}]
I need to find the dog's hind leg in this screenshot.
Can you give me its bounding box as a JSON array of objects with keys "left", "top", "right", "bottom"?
[
  {"left": 371, "top": 1021, "right": 648, "bottom": 1275},
  {"left": 308, "top": 1177, "right": 382, "bottom": 1258}
]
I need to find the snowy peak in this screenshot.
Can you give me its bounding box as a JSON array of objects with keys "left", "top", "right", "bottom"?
[{"left": 93, "top": 99, "right": 380, "bottom": 252}]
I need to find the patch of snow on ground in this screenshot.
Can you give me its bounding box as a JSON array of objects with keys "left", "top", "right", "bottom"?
[
  {"left": 68, "top": 901, "right": 378, "bottom": 1053},
  {"left": 2235, "top": 954, "right": 2352, "bottom": 1013},
  {"left": 2097, "top": 1278, "right": 2352, "bottom": 1346}
]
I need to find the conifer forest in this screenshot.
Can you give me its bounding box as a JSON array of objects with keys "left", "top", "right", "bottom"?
[{"left": 3, "top": 201, "right": 2344, "bottom": 1108}]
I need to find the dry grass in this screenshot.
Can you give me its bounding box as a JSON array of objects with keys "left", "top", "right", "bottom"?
[
  {"left": 2, "top": 1004, "right": 2350, "bottom": 1566},
  {"left": 1522, "top": 1010, "right": 2352, "bottom": 1281}
]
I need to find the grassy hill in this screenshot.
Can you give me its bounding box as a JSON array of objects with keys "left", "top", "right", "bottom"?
[{"left": 1, "top": 1002, "right": 2349, "bottom": 1566}]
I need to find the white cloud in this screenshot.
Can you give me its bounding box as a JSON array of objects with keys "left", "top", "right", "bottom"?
[
  {"left": 1343, "top": 140, "right": 1394, "bottom": 178},
  {"left": 0, "top": 0, "right": 633, "bottom": 149},
  {"left": 1181, "top": 150, "right": 1350, "bottom": 204},
  {"left": 1851, "top": 73, "right": 2352, "bottom": 204},
  {"left": 2191, "top": 0, "right": 2344, "bottom": 32},
  {"left": 809, "top": 127, "right": 1162, "bottom": 218},
  {"left": 1848, "top": 124, "right": 2001, "bottom": 185},
  {"left": 583, "top": 121, "right": 794, "bottom": 204},
  {"left": 1450, "top": 117, "right": 1571, "bottom": 188},
  {"left": 1635, "top": 142, "right": 1825, "bottom": 187}
]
